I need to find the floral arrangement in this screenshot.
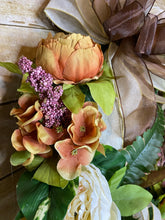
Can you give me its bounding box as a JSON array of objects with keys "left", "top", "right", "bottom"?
[{"left": 0, "top": 0, "right": 165, "bottom": 219}]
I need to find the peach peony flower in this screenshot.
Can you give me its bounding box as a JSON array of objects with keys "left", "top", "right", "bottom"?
[
  {"left": 55, "top": 138, "right": 98, "bottom": 180},
  {"left": 10, "top": 93, "right": 65, "bottom": 165},
  {"left": 36, "top": 33, "right": 104, "bottom": 84},
  {"left": 68, "top": 102, "right": 106, "bottom": 146}
]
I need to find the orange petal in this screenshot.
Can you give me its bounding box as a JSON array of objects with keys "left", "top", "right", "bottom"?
[
  {"left": 68, "top": 106, "right": 101, "bottom": 145},
  {"left": 23, "top": 136, "right": 51, "bottom": 154},
  {"left": 11, "top": 129, "right": 26, "bottom": 151},
  {"left": 34, "top": 100, "right": 41, "bottom": 111},
  {"left": 10, "top": 108, "right": 24, "bottom": 116},
  {"left": 19, "top": 105, "right": 35, "bottom": 119},
  {"left": 36, "top": 122, "right": 64, "bottom": 145},
  {"left": 63, "top": 46, "right": 103, "bottom": 82},
  {"left": 55, "top": 138, "right": 74, "bottom": 159},
  {"left": 18, "top": 93, "right": 38, "bottom": 109},
  {"left": 55, "top": 138, "right": 95, "bottom": 180},
  {"left": 22, "top": 111, "right": 43, "bottom": 130},
  {"left": 57, "top": 158, "right": 81, "bottom": 180},
  {"left": 38, "top": 148, "right": 53, "bottom": 158},
  {"left": 77, "top": 146, "right": 95, "bottom": 166},
  {"left": 74, "top": 36, "right": 94, "bottom": 49},
  {"left": 36, "top": 41, "right": 63, "bottom": 79}
]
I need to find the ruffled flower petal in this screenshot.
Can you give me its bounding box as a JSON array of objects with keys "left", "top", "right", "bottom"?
[
  {"left": 36, "top": 122, "right": 65, "bottom": 145},
  {"left": 36, "top": 33, "right": 104, "bottom": 84},
  {"left": 64, "top": 164, "right": 121, "bottom": 220},
  {"left": 68, "top": 102, "right": 105, "bottom": 145},
  {"left": 55, "top": 138, "right": 95, "bottom": 180},
  {"left": 23, "top": 135, "right": 51, "bottom": 154},
  {"left": 11, "top": 129, "right": 26, "bottom": 151}
]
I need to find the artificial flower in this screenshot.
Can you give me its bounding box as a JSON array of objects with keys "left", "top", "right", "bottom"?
[
  {"left": 64, "top": 164, "right": 121, "bottom": 220},
  {"left": 10, "top": 93, "right": 64, "bottom": 165},
  {"left": 68, "top": 102, "right": 106, "bottom": 146},
  {"left": 10, "top": 93, "right": 43, "bottom": 134},
  {"left": 36, "top": 32, "right": 104, "bottom": 84},
  {"left": 54, "top": 138, "right": 97, "bottom": 180},
  {"left": 44, "top": 0, "right": 165, "bottom": 147},
  {"left": 18, "top": 56, "right": 70, "bottom": 129},
  {"left": 55, "top": 101, "right": 106, "bottom": 180}
]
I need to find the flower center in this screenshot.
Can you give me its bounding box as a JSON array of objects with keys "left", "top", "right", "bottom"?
[
  {"left": 72, "top": 149, "right": 78, "bottom": 156},
  {"left": 80, "top": 126, "right": 86, "bottom": 132}
]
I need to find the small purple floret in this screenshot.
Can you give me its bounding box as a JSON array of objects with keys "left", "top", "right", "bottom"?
[
  {"left": 18, "top": 56, "right": 71, "bottom": 128},
  {"left": 27, "top": 66, "right": 54, "bottom": 94},
  {"left": 18, "top": 56, "right": 33, "bottom": 74}
]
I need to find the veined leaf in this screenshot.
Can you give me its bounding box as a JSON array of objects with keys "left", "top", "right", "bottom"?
[
  {"left": 17, "top": 172, "right": 49, "bottom": 220},
  {"left": 47, "top": 183, "right": 75, "bottom": 220},
  {"left": 15, "top": 210, "right": 24, "bottom": 220},
  {"left": 17, "top": 171, "right": 75, "bottom": 220},
  {"left": 33, "top": 157, "right": 68, "bottom": 188},
  {"left": 87, "top": 62, "right": 116, "bottom": 115},
  {"left": 120, "top": 107, "right": 165, "bottom": 185},
  {"left": 10, "top": 151, "right": 31, "bottom": 166},
  {"left": 63, "top": 84, "right": 74, "bottom": 90},
  {"left": 34, "top": 197, "right": 50, "bottom": 220},
  {"left": 111, "top": 185, "right": 152, "bottom": 217},
  {"left": 92, "top": 145, "right": 126, "bottom": 180},
  {"left": 0, "top": 61, "right": 22, "bottom": 75},
  {"left": 62, "top": 85, "right": 85, "bottom": 113},
  {"left": 109, "top": 167, "right": 126, "bottom": 192},
  {"left": 158, "top": 194, "right": 165, "bottom": 219},
  {"left": 25, "top": 155, "right": 44, "bottom": 172},
  {"left": 87, "top": 79, "right": 115, "bottom": 115}
]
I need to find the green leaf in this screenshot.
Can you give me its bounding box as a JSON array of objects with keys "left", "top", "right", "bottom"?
[
  {"left": 63, "top": 84, "right": 74, "bottom": 90},
  {"left": 17, "top": 82, "right": 36, "bottom": 94},
  {"left": 87, "top": 80, "right": 115, "bottom": 115},
  {"left": 15, "top": 210, "right": 24, "bottom": 220},
  {"left": 17, "top": 171, "right": 49, "bottom": 220},
  {"left": 62, "top": 85, "right": 85, "bottom": 113},
  {"left": 79, "top": 84, "right": 94, "bottom": 102},
  {"left": 121, "top": 217, "right": 136, "bottom": 220},
  {"left": 47, "top": 183, "right": 75, "bottom": 220},
  {"left": 0, "top": 61, "right": 22, "bottom": 74},
  {"left": 33, "top": 157, "right": 68, "bottom": 188},
  {"left": 120, "top": 107, "right": 165, "bottom": 185},
  {"left": 34, "top": 197, "right": 50, "bottom": 220},
  {"left": 92, "top": 145, "right": 126, "bottom": 180},
  {"left": 25, "top": 155, "right": 44, "bottom": 172},
  {"left": 159, "top": 194, "right": 165, "bottom": 219},
  {"left": 101, "top": 61, "right": 114, "bottom": 79},
  {"left": 112, "top": 185, "right": 152, "bottom": 216},
  {"left": 109, "top": 167, "right": 126, "bottom": 192},
  {"left": 10, "top": 151, "right": 31, "bottom": 166},
  {"left": 17, "top": 172, "right": 75, "bottom": 220},
  {"left": 17, "top": 73, "right": 36, "bottom": 94},
  {"left": 86, "top": 63, "right": 115, "bottom": 115}
]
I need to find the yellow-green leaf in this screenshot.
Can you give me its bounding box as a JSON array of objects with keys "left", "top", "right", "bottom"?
[
  {"left": 10, "top": 151, "right": 31, "bottom": 166},
  {"left": 112, "top": 185, "right": 152, "bottom": 216},
  {"left": 33, "top": 157, "right": 68, "bottom": 188},
  {"left": 87, "top": 79, "right": 115, "bottom": 115},
  {"left": 0, "top": 61, "right": 22, "bottom": 74},
  {"left": 62, "top": 85, "right": 85, "bottom": 113}
]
